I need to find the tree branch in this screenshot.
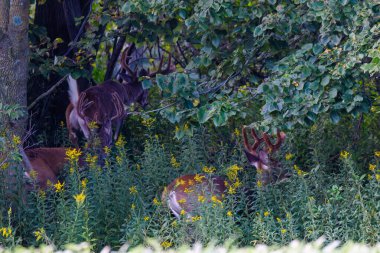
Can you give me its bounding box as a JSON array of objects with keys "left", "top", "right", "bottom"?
[
  {"left": 104, "top": 35, "right": 126, "bottom": 81},
  {"left": 28, "top": 75, "right": 69, "bottom": 110}
]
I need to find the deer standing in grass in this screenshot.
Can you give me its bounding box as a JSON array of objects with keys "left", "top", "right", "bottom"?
[
  {"left": 161, "top": 126, "right": 287, "bottom": 219},
  {"left": 66, "top": 43, "right": 174, "bottom": 147}
]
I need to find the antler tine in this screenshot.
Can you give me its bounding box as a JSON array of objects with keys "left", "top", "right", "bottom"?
[
  {"left": 250, "top": 128, "right": 264, "bottom": 151},
  {"left": 148, "top": 52, "right": 174, "bottom": 77},
  {"left": 120, "top": 44, "right": 138, "bottom": 80},
  {"left": 262, "top": 130, "right": 284, "bottom": 153}
]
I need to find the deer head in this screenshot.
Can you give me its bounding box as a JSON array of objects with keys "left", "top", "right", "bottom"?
[{"left": 242, "top": 126, "right": 288, "bottom": 186}]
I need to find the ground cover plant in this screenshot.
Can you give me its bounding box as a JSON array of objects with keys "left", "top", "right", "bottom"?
[{"left": 1, "top": 0, "right": 380, "bottom": 251}]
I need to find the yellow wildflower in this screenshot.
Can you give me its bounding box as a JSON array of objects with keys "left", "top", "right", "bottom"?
[
  {"left": 194, "top": 174, "right": 205, "bottom": 182},
  {"left": 153, "top": 198, "right": 160, "bottom": 206},
  {"left": 141, "top": 118, "right": 156, "bottom": 128},
  {"left": 202, "top": 166, "right": 216, "bottom": 174},
  {"left": 136, "top": 164, "right": 141, "bottom": 170},
  {"left": 81, "top": 178, "right": 88, "bottom": 189},
  {"left": 264, "top": 211, "right": 270, "bottom": 217},
  {"left": 376, "top": 174, "right": 380, "bottom": 181},
  {"left": 375, "top": 151, "right": 380, "bottom": 157},
  {"left": 29, "top": 169, "right": 38, "bottom": 180},
  {"left": 184, "top": 188, "right": 194, "bottom": 194},
  {"left": 170, "top": 154, "right": 181, "bottom": 168},
  {"left": 178, "top": 198, "right": 187, "bottom": 204},
  {"left": 171, "top": 220, "right": 177, "bottom": 227},
  {"left": 116, "top": 156, "right": 122, "bottom": 165},
  {"left": 54, "top": 181, "right": 65, "bottom": 193},
  {"left": 115, "top": 135, "right": 126, "bottom": 148},
  {"left": 227, "top": 164, "right": 243, "bottom": 181},
  {"left": 180, "top": 209, "right": 186, "bottom": 216},
  {"left": 60, "top": 121, "right": 65, "bottom": 127},
  {"left": 0, "top": 227, "right": 12, "bottom": 238},
  {"left": 12, "top": 135, "right": 21, "bottom": 145},
  {"left": 276, "top": 217, "right": 282, "bottom": 222},
  {"left": 66, "top": 148, "right": 82, "bottom": 162},
  {"left": 369, "top": 164, "right": 376, "bottom": 171},
  {"left": 129, "top": 186, "right": 138, "bottom": 195},
  {"left": 192, "top": 99, "right": 200, "bottom": 107},
  {"left": 131, "top": 204, "right": 136, "bottom": 210},
  {"left": 103, "top": 146, "right": 111, "bottom": 155},
  {"left": 198, "top": 195, "right": 206, "bottom": 203},
  {"left": 211, "top": 195, "right": 222, "bottom": 204},
  {"left": 38, "top": 189, "right": 46, "bottom": 199},
  {"left": 340, "top": 150, "right": 349, "bottom": 159},
  {"left": 73, "top": 191, "right": 86, "bottom": 205},
  {"left": 175, "top": 179, "right": 185, "bottom": 187},
  {"left": 233, "top": 128, "right": 240, "bottom": 138},
  {"left": 188, "top": 179, "right": 195, "bottom": 186},
  {"left": 184, "top": 123, "right": 189, "bottom": 131},
  {"left": 227, "top": 211, "right": 233, "bottom": 217},
  {"left": 191, "top": 215, "right": 202, "bottom": 222},
  {"left": 33, "top": 228, "right": 45, "bottom": 242},
  {"left": 144, "top": 216, "right": 150, "bottom": 221},
  {"left": 368, "top": 174, "right": 373, "bottom": 180},
  {"left": 281, "top": 229, "right": 287, "bottom": 234},
  {"left": 175, "top": 125, "right": 180, "bottom": 132},
  {"left": 257, "top": 180, "right": 262, "bottom": 188},
  {"left": 285, "top": 153, "right": 294, "bottom": 161},
  {"left": 1, "top": 162, "right": 9, "bottom": 170},
  {"left": 88, "top": 121, "right": 98, "bottom": 129},
  {"left": 294, "top": 165, "right": 307, "bottom": 176},
  {"left": 161, "top": 241, "right": 173, "bottom": 249}
]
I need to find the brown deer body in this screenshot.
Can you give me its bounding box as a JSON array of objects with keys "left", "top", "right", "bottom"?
[
  {"left": 20, "top": 147, "right": 68, "bottom": 189},
  {"left": 162, "top": 126, "right": 288, "bottom": 218},
  {"left": 66, "top": 44, "right": 173, "bottom": 147}
]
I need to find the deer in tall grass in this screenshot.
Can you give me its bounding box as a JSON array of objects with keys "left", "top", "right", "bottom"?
[
  {"left": 66, "top": 43, "right": 174, "bottom": 147},
  {"left": 161, "top": 126, "right": 288, "bottom": 219}
]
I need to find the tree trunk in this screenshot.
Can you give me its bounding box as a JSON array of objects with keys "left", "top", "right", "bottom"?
[{"left": 0, "top": 0, "right": 29, "bottom": 136}]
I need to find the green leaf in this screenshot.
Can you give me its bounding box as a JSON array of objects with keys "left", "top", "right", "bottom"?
[
  {"left": 321, "top": 76, "right": 330, "bottom": 87},
  {"left": 197, "top": 106, "right": 216, "bottom": 123},
  {"left": 142, "top": 79, "right": 153, "bottom": 89},
  {"left": 179, "top": 10, "right": 187, "bottom": 19},
  {"left": 330, "top": 111, "right": 341, "bottom": 124},
  {"left": 211, "top": 36, "right": 221, "bottom": 48},
  {"left": 254, "top": 26, "right": 264, "bottom": 37},
  {"left": 329, "top": 88, "right": 338, "bottom": 99},
  {"left": 354, "top": 95, "right": 363, "bottom": 102}
]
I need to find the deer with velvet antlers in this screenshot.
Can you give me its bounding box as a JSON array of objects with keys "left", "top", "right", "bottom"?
[
  {"left": 161, "top": 126, "right": 288, "bottom": 219},
  {"left": 66, "top": 43, "right": 174, "bottom": 147}
]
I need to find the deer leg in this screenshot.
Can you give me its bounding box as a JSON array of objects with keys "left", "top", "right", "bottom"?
[{"left": 113, "top": 116, "right": 124, "bottom": 142}]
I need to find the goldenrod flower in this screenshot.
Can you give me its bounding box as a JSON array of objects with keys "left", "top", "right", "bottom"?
[
  {"left": 376, "top": 174, "right": 380, "bottom": 181},
  {"left": 227, "top": 211, "right": 233, "bottom": 217},
  {"left": 233, "top": 128, "right": 240, "bottom": 137},
  {"left": 191, "top": 215, "right": 202, "bottom": 222},
  {"left": 197, "top": 195, "right": 206, "bottom": 203},
  {"left": 180, "top": 209, "right": 186, "bottom": 215},
  {"left": 141, "top": 118, "right": 156, "bottom": 128},
  {"left": 103, "top": 146, "right": 111, "bottom": 155},
  {"left": 131, "top": 204, "right": 136, "bottom": 210},
  {"left": 227, "top": 164, "right": 242, "bottom": 181},
  {"left": 257, "top": 180, "right": 262, "bottom": 188},
  {"left": 54, "top": 181, "right": 65, "bottom": 193},
  {"left": 161, "top": 241, "right": 173, "bottom": 249},
  {"left": 281, "top": 229, "right": 287, "bottom": 234},
  {"left": 171, "top": 220, "right": 177, "bottom": 227},
  {"left": 202, "top": 166, "right": 216, "bottom": 174},
  {"left": 368, "top": 174, "right": 373, "bottom": 180},
  {"left": 116, "top": 156, "right": 122, "bottom": 166},
  {"left": 1, "top": 162, "right": 9, "bottom": 170},
  {"left": 184, "top": 188, "right": 194, "bottom": 194},
  {"left": 369, "top": 164, "right": 376, "bottom": 171},
  {"left": 264, "top": 211, "right": 270, "bottom": 217},
  {"left": 29, "top": 169, "right": 38, "bottom": 180},
  {"left": 88, "top": 121, "right": 98, "bottom": 129},
  {"left": 66, "top": 148, "right": 82, "bottom": 162},
  {"left": 285, "top": 153, "right": 294, "bottom": 161},
  {"left": 194, "top": 174, "right": 205, "bottom": 183},
  {"left": 276, "top": 217, "right": 282, "bottom": 222},
  {"left": 175, "top": 179, "right": 185, "bottom": 187},
  {"left": 33, "top": 228, "right": 45, "bottom": 242},
  {"left": 340, "top": 150, "right": 349, "bottom": 159},
  {"left": 115, "top": 135, "right": 126, "bottom": 148},
  {"left": 153, "top": 198, "right": 160, "bottom": 206},
  {"left": 136, "top": 164, "right": 141, "bottom": 170},
  {"left": 81, "top": 178, "right": 88, "bottom": 189},
  {"left": 184, "top": 123, "right": 189, "bottom": 131},
  {"left": 12, "top": 135, "right": 21, "bottom": 145},
  {"left": 178, "top": 198, "right": 187, "bottom": 204},
  {"left": 375, "top": 151, "right": 380, "bottom": 157},
  {"left": 129, "top": 186, "right": 138, "bottom": 194},
  {"left": 192, "top": 99, "right": 200, "bottom": 107},
  {"left": 0, "top": 227, "right": 12, "bottom": 238},
  {"left": 211, "top": 195, "right": 222, "bottom": 204},
  {"left": 144, "top": 216, "right": 150, "bottom": 221},
  {"left": 170, "top": 154, "right": 181, "bottom": 168},
  {"left": 188, "top": 179, "right": 195, "bottom": 186},
  {"left": 38, "top": 189, "right": 46, "bottom": 199},
  {"left": 74, "top": 191, "right": 86, "bottom": 205}
]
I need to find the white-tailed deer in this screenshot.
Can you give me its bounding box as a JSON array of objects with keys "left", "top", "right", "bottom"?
[
  {"left": 161, "top": 126, "right": 288, "bottom": 219},
  {"left": 19, "top": 147, "right": 69, "bottom": 189},
  {"left": 66, "top": 43, "right": 174, "bottom": 147}
]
